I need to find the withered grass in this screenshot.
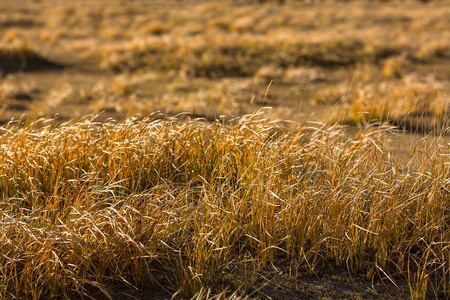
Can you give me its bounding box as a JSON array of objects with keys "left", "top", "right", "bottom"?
[{"left": 0, "top": 112, "right": 449, "bottom": 299}]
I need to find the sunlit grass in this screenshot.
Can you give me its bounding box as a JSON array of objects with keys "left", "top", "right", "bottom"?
[
  {"left": 0, "top": 1, "right": 448, "bottom": 298},
  {"left": 0, "top": 112, "right": 449, "bottom": 299}
]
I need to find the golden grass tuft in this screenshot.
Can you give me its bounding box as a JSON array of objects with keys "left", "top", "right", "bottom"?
[
  {"left": 382, "top": 55, "right": 410, "bottom": 79},
  {"left": 0, "top": 112, "right": 449, "bottom": 299},
  {"left": 140, "top": 22, "right": 166, "bottom": 35}
]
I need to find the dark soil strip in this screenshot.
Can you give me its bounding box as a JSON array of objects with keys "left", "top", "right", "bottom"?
[{"left": 0, "top": 49, "right": 65, "bottom": 74}]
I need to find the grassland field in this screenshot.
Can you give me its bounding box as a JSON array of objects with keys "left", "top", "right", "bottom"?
[{"left": 0, "top": 0, "right": 450, "bottom": 299}]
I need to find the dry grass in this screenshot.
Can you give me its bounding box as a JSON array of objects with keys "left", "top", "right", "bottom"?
[
  {"left": 0, "top": 111, "right": 449, "bottom": 299},
  {"left": 84, "top": 1, "right": 448, "bottom": 76},
  {"left": 0, "top": 1, "right": 449, "bottom": 298},
  {"left": 0, "top": 0, "right": 449, "bottom": 128},
  {"left": 325, "top": 72, "right": 449, "bottom": 129}
]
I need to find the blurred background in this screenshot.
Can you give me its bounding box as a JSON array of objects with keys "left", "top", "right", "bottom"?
[{"left": 0, "top": 0, "right": 448, "bottom": 132}]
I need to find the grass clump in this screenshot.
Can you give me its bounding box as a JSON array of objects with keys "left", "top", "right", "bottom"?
[{"left": 0, "top": 112, "right": 449, "bottom": 299}]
